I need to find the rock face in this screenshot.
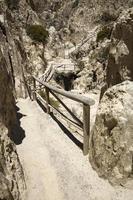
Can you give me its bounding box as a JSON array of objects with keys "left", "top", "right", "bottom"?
[
  {"left": 89, "top": 81, "right": 133, "bottom": 185},
  {"left": 0, "top": 44, "right": 25, "bottom": 199},
  {"left": 71, "top": 7, "right": 133, "bottom": 93},
  {"left": 1, "top": 0, "right": 133, "bottom": 94},
  {"left": 107, "top": 8, "right": 133, "bottom": 87},
  {"left": 1, "top": 0, "right": 133, "bottom": 196},
  {"left": 0, "top": 0, "right": 48, "bottom": 97}
]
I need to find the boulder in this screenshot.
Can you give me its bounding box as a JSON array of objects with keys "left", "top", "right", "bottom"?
[{"left": 89, "top": 81, "right": 133, "bottom": 185}]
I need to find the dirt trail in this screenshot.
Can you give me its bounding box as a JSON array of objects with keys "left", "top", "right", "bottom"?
[{"left": 17, "top": 98, "right": 133, "bottom": 200}]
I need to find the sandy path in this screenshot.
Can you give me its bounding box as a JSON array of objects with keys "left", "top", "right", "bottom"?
[{"left": 17, "top": 98, "right": 133, "bottom": 200}]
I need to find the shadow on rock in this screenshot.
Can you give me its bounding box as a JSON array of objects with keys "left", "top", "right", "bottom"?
[{"left": 9, "top": 106, "right": 26, "bottom": 145}]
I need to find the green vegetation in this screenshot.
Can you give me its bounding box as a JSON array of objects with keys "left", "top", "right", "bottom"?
[
  {"left": 5, "top": 0, "right": 19, "bottom": 10},
  {"left": 96, "top": 26, "right": 112, "bottom": 43},
  {"left": 27, "top": 0, "right": 36, "bottom": 11},
  {"left": 97, "top": 46, "right": 110, "bottom": 63},
  {"left": 72, "top": 0, "right": 79, "bottom": 8},
  {"left": 39, "top": 90, "right": 60, "bottom": 109},
  {"left": 101, "top": 11, "right": 118, "bottom": 22},
  {"left": 77, "top": 60, "right": 85, "bottom": 71},
  {"left": 26, "top": 25, "right": 49, "bottom": 44}
]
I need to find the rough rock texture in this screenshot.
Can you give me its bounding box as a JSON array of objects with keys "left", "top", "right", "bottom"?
[
  {"left": 0, "top": 0, "right": 47, "bottom": 97},
  {"left": 107, "top": 8, "right": 133, "bottom": 87},
  {"left": 89, "top": 81, "right": 133, "bottom": 185},
  {"left": 0, "top": 124, "right": 25, "bottom": 200},
  {"left": 1, "top": 1, "right": 133, "bottom": 197},
  {"left": 1, "top": 0, "right": 133, "bottom": 94},
  {"left": 0, "top": 40, "right": 25, "bottom": 199},
  {"left": 71, "top": 7, "right": 133, "bottom": 93}
]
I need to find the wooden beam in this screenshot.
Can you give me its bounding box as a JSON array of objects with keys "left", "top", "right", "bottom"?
[
  {"left": 36, "top": 92, "right": 47, "bottom": 108},
  {"left": 36, "top": 92, "right": 83, "bottom": 131},
  {"left": 32, "top": 76, "right": 94, "bottom": 156},
  {"left": 45, "top": 87, "right": 50, "bottom": 114},
  {"left": 83, "top": 104, "right": 90, "bottom": 155},
  {"left": 49, "top": 90, "right": 83, "bottom": 127},
  {"left": 33, "top": 77, "right": 37, "bottom": 101},
  {"left": 33, "top": 76, "right": 95, "bottom": 106}
]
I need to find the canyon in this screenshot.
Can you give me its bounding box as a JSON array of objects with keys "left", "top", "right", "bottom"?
[{"left": 0, "top": 0, "right": 133, "bottom": 199}]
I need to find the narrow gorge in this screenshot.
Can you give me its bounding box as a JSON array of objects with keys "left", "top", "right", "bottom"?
[{"left": 0, "top": 0, "right": 133, "bottom": 200}]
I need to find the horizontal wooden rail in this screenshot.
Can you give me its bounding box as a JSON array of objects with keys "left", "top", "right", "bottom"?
[
  {"left": 31, "top": 76, "right": 95, "bottom": 155},
  {"left": 49, "top": 90, "right": 83, "bottom": 127},
  {"left": 33, "top": 76, "right": 95, "bottom": 106},
  {"left": 36, "top": 92, "right": 83, "bottom": 131}
]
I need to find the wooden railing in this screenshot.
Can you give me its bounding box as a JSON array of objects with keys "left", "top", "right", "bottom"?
[{"left": 30, "top": 76, "right": 95, "bottom": 156}]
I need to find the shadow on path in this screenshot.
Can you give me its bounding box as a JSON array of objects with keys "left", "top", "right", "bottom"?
[
  {"left": 37, "top": 99, "right": 83, "bottom": 151},
  {"left": 9, "top": 106, "right": 26, "bottom": 145},
  {"left": 50, "top": 113, "right": 83, "bottom": 150}
]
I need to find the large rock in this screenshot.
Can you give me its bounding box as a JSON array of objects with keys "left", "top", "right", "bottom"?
[{"left": 89, "top": 81, "right": 133, "bottom": 185}]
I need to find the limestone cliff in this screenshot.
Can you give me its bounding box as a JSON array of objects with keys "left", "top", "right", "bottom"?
[
  {"left": 0, "top": 48, "right": 25, "bottom": 199},
  {"left": 107, "top": 8, "right": 133, "bottom": 86},
  {"left": 0, "top": 0, "right": 133, "bottom": 195},
  {"left": 0, "top": 2, "right": 26, "bottom": 198},
  {"left": 1, "top": 0, "right": 133, "bottom": 93},
  {"left": 0, "top": 0, "right": 47, "bottom": 97}
]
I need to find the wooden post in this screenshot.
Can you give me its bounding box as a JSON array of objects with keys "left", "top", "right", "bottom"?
[
  {"left": 45, "top": 87, "right": 50, "bottom": 114},
  {"left": 83, "top": 104, "right": 90, "bottom": 156},
  {"left": 33, "top": 77, "right": 37, "bottom": 101}
]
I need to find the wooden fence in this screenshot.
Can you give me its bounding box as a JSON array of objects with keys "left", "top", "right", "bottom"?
[{"left": 29, "top": 76, "right": 95, "bottom": 155}]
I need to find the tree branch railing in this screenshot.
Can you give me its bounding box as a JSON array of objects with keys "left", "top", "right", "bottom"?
[{"left": 30, "top": 76, "right": 95, "bottom": 155}]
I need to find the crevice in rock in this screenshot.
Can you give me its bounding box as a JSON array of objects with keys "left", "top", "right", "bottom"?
[{"left": 54, "top": 72, "right": 77, "bottom": 91}]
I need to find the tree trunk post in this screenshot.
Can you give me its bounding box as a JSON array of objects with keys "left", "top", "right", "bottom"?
[
  {"left": 45, "top": 87, "right": 50, "bottom": 114},
  {"left": 83, "top": 104, "right": 90, "bottom": 155},
  {"left": 33, "top": 77, "right": 37, "bottom": 101}
]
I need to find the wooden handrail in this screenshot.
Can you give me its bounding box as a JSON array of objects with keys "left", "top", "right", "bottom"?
[
  {"left": 33, "top": 76, "right": 95, "bottom": 106},
  {"left": 31, "top": 75, "right": 95, "bottom": 156},
  {"left": 49, "top": 90, "right": 83, "bottom": 127},
  {"left": 36, "top": 91, "right": 82, "bottom": 130}
]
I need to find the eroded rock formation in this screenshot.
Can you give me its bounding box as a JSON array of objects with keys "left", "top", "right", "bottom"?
[
  {"left": 0, "top": 0, "right": 133, "bottom": 196},
  {"left": 107, "top": 8, "right": 133, "bottom": 87},
  {"left": 0, "top": 48, "right": 25, "bottom": 199}
]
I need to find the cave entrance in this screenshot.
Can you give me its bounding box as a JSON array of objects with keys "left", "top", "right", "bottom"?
[{"left": 54, "top": 72, "right": 77, "bottom": 91}]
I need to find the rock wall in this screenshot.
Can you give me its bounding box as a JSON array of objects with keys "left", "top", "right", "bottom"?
[
  {"left": 107, "top": 8, "right": 133, "bottom": 87},
  {"left": 1, "top": 0, "right": 133, "bottom": 94},
  {"left": 0, "top": 47, "right": 25, "bottom": 199},
  {"left": 89, "top": 81, "right": 133, "bottom": 185},
  {"left": 0, "top": 2, "right": 26, "bottom": 198},
  {"left": 0, "top": 0, "right": 47, "bottom": 98},
  {"left": 0, "top": 0, "right": 133, "bottom": 194}
]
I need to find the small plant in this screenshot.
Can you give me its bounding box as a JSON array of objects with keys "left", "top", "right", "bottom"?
[
  {"left": 27, "top": 0, "right": 36, "bottom": 11},
  {"left": 96, "top": 26, "right": 112, "bottom": 43},
  {"left": 77, "top": 60, "right": 85, "bottom": 71},
  {"left": 97, "top": 46, "right": 110, "bottom": 63},
  {"left": 72, "top": 0, "right": 79, "bottom": 8},
  {"left": 39, "top": 90, "right": 60, "bottom": 109},
  {"left": 26, "top": 25, "right": 49, "bottom": 44},
  {"left": 5, "top": 0, "right": 19, "bottom": 10},
  {"left": 101, "top": 11, "right": 117, "bottom": 22}
]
